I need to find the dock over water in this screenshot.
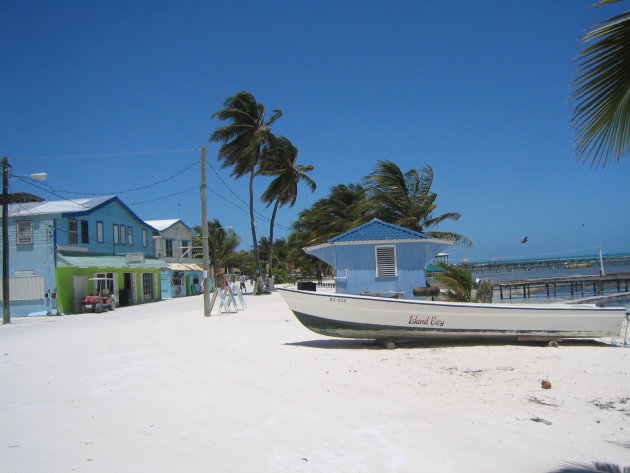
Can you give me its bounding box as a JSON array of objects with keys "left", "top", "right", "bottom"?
[{"left": 493, "top": 273, "right": 630, "bottom": 300}]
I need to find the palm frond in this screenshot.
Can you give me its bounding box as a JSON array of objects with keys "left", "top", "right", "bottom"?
[{"left": 572, "top": 9, "right": 630, "bottom": 167}]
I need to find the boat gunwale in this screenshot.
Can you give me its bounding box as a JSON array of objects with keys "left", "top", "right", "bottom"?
[{"left": 278, "top": 287, "right": 627, "bottom": 312}]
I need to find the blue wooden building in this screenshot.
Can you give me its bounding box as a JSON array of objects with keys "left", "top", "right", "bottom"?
[
  {"left": 1, "top": 195, "right": 166, "bottom": 316},
  {"left": 304, "top": 219, "right": 453, "bottom": 299}
]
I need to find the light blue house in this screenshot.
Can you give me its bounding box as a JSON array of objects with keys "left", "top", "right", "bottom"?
[
  {"left": 304, "top": 219, "right": 453, "bottom": 299},
  {"left": 146, "top": 219, "right": 204, "bottom": 298},
  {"left": 1, "top": 195, "right": 166, "bottom": 316}
]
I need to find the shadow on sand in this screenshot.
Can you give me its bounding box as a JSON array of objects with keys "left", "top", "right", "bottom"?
[{"left": 285, "top": 338, "right": 615, "bottom": 350}]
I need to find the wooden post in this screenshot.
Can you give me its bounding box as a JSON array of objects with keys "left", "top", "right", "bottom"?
[{"left": 200, "top": 146, "right": 211, "bottom": 317}]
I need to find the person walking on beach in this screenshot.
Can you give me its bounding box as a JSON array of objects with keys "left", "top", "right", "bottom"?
[{"left": 240, "top": 275, "right": 246, "bottom": 292}]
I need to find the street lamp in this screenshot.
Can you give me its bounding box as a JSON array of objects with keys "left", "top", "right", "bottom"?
[{"left": 2, "top": 156, "right": 48, "bottom": 324}]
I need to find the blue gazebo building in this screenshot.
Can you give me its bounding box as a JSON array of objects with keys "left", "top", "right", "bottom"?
[{"left": 304, "top": 219, "right": 453, "bottom": 299}]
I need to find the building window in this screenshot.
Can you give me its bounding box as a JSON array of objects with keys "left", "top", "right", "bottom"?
[
  {"left": 181, "top": 240, "right": 190, "bottom": 257},
  {"left": 375, "top": 245, "right": 397, "bottom": 277},
  {"left": 142, "top": 229, "right": 147, "bottom": 247},
  {"left": 127, "top": 227, "right": 133, "bottom": 246},
  {"left": 165, "top": 240, "right": 174, "bottom": 257},
  {"left": 81, "top": 220, "right": 89, "bottom": 244},
  {"left": 94, "top": 272, "right": 115, "bottom": 295},
  {"left": 16, "top": 220, "right": 33, "bottom": 245},
  {"left": 69, "top": 219, "right": 78, "bottom": 244},
  {"left": 113, "top": 224, "right": 119, "bottom": 244},
  {"left": 97, "top": 221, "right": 104, "bottom": 243},
  {"left": 120, "top": 225, "right": 127, "bottom": 245}
]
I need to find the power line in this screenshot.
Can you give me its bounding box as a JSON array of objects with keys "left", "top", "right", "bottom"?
[
  {"left": 206, "top": 160, "right": 293, "bottom": 232},
  {"left": 19, "top": 159, "right": 200, "bottom": 196},
  {"left": 10, "top": 148, "right": 200, "bottom": 161},
  {"left": 129, "top": 187, "right": 197, "bottom": 206}
]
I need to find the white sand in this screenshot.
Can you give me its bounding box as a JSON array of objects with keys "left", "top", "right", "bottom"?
[{"left": 1, "top": 291, "right": 629, "bottom": 473}]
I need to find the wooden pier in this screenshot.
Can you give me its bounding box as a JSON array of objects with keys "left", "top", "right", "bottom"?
[
  {"left": 494, "top": 273, "right": 630, "bottom": 300},
  {"left": 463, "top": 254, "right": 630, "bottom": 275}
]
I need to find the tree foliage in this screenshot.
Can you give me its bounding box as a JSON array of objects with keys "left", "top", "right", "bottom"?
[
  {"left": 434, "top": 263, "right": 492, "bottom": 303},
  {"left": 210, "top": 91, "right": 282, "bottom": 281},
  {"left": 192, "top": 219, "right": 240, "bottom": 287},
  {"left": 260, "top": 136, "right": 316, "bottom": 278},
  {"left": 289, "top": 161, "right": 470, "bottom": 250},
  {"left": 572, "top": 1, "right": 630, "bottom": 167}
]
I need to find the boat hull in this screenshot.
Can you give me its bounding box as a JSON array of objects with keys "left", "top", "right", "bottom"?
[{"left": 279, "top": 288, "right": 626, "bottom": 341}]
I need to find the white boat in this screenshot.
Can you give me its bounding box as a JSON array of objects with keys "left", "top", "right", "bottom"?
[{"left": 279, "top": 288, "right": 627, "bottom": 345}]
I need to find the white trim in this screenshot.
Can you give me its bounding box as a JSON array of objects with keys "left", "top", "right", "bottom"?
[{"left": 304, "top": 237, "right": 453, "bottom": 253}]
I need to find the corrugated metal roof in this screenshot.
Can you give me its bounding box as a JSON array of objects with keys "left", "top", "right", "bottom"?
[
  {"left": 8, "top": 196, "right": 116, "bottom": 217},
  {"left": 328, "top": 219, "right": 430, "bottom": 242},
  {"left": 167, "top": 263, "right": 203, "bottom": 271},
  {"left": 57, "top": 254, "right": 168, "bottom": 269}
]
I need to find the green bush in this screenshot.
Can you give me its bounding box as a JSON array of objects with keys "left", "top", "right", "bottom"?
[{"left": 272, "top": 267, "right": 296, "bottom": 284}]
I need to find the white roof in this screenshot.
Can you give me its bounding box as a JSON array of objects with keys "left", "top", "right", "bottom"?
[
  {"left": 145, "top": 219, "right": 181, "bottom": 231},
  {"left": 8, "top": 196, "right": 115, "bottom": 217}
]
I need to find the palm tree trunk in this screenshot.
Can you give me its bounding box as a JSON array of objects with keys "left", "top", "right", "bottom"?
[
  {"left": 249, "top": 168, "right": 262, "bottom": 294},
  {"left": 267, "top": 200, "right": 279, "bottom": 291}
]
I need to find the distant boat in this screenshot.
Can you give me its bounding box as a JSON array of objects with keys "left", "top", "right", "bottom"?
[
  {"left": 564, "top": 262, "right": 593, "bottom": 269},
  {"left": 279, "top": 288, "right": 626, "bottom": 347}
]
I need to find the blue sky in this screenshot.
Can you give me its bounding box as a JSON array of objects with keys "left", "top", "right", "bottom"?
[{"left": 2, "top": 0, "right": 628, "bottom": 263}]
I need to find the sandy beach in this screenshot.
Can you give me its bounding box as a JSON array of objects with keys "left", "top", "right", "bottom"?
[{"left": 1, "top": 290, "right": 629, "bottom": 473}]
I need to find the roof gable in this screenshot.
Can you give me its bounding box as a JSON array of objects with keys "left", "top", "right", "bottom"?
[
  {"left": 145, "top": 219, "right": 191, "bottom": 233},
  {"left": 328, "top": 219, "right": 430, "bottom": 243}
]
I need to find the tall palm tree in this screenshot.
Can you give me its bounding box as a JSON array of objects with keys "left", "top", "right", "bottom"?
[
  {"left": 193, "top": 219, "right": 240, "bottom": 288},
  {"left": 434, "top": 263, "right": 492, "bottom": 303},
  {"left": 572, "top": 1, "right": 630, "bottom": 167},
  {"left": 362, "top": 160, "right": 471, "bottom": 246},
  {"left": 210, "top": 91, "right": 282, "bottom": 289},
  {"left": 260, "top": 136, "right": 316, "bottom": 281}
]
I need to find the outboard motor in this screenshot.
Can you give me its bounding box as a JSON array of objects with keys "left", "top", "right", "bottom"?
[{"left": 413, "top": 286, "right": 440, "bottom": 300}]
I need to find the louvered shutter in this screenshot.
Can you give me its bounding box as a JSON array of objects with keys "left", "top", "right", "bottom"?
[{"left": 376, "top": 246, "right": 397, "bottom": 277}]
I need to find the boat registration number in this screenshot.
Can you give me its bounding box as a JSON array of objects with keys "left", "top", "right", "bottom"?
[{"left": 329, "top": 297, "right": 347, "bottom": 303}]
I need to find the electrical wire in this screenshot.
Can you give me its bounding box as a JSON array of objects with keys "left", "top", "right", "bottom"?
[
  {"left": 206, "top": 160, "right": 293, "bottom": 232},
  {"left": 10, "top": 148, "right": 200, "bottom": 161},
  {"left": 22, "top": 159, "right": 201, "bottom": 196}
]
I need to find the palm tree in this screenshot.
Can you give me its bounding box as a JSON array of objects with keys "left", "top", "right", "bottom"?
[
  {"left": 292, "top": 183, "right": 367, "bottom": 246},
  {"left": 260, "top": 136, "right": 316, "bottom": 283},
  {"left": 434, "top": 263, "right": 492, "bottom": 303},
  {"left": 572, "top": 1, "right": 630, "bottom": 167},
  {"left": 210, "top": 91, "right": 282, "bottom": 290},
  {"left": 362, "top": 161, "right": 471, "bottom": 246},
  {"left": 193, "top": 219, "right": 240, "bottom": 288}
]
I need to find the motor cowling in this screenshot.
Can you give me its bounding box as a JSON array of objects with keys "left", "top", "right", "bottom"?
[{"left": 412, "top": 286, "right": 440, "bottom": 297}]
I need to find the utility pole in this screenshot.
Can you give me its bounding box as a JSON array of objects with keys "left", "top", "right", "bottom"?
[
  {"left": 2, "top": 157, "right": 10, "bottom": 324},
  {"left": 200, "top": 147, "right": 211, "bottom": 316}
]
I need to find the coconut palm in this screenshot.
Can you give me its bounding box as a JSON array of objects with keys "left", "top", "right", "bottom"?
[
  {"left": 572, "top": 1, "right": 630, "bottom": 167},
  {"left": 292, "top": 183, "right": 367, "bottom": 246},
  {"left": 210, "top": 91, "right": 282, "bottom": 290},
  {"left": 193, "top": 219, "right": 240, "bottom": 288},
  {"left": 260, "top": 136, "right": 316, "bottom": 282},
  {"left": 362, "top": 160, "right": 472, "bottom": 246},
  {"left": 434, "top": 263, "right": 492, "bottom": 303}
]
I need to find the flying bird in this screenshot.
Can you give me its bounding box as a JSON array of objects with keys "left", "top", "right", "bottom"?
[{"left": 521, "top": 236, "right": 528, "bottom": 243}]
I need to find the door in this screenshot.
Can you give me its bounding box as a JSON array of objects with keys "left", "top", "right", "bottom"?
[
  {"left": 73, "top": 275, "right": 88, "bottom": 313},
  {"left": 121, "top": 272, "right": 135, "bottom": 306},
  {"left": 142, "top": 273, "right": 155, "bottom": 302}
]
